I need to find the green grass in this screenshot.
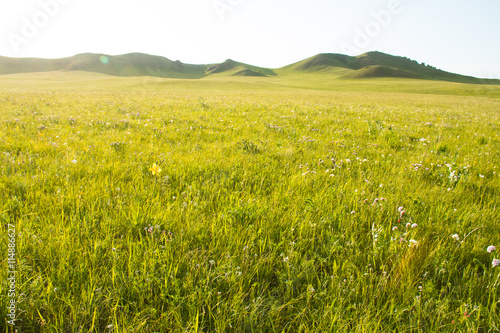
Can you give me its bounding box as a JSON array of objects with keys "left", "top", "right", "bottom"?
[
  {"left": 1, "top": 71, "right": 500, "bottom": 98},
  {"left": 0, "top": 74, "right": 500, "bottom": 332}
]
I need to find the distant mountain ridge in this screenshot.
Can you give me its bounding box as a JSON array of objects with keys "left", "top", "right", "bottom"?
[{"left": 0, "top": 51, "right": 498, "bottom": 84}]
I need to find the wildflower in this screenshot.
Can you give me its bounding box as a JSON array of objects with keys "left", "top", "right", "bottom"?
[
  {"left": 411, "top": 223, "right": 418, "bottom": 229},
  {"left": 149, "top": 163, "right": 162, "bottom": 176},
  {"left": 492, "top": 259, "right": 500, "bottom": 268},
  {"left": 398, "top": 206, "right": 404, "bottom": 213},
  {"left": 71, "top": 159, "right": 77, "bottom": 164},
  {"left": 148, "top": 227, "right": 153, "bottom": 233},
  {"left": 400, "top": 211, "right": 406, "bottom": 218},
  {"left": 392, "top": 226, "right": 398, "bottom": 231},
  {"left": 406, "top": 223, "right": 411, "bottom": 228},
  {"left": 452, "top": 234, "right": 460, "bottom": 241},
  {"left": 449, "top": 170, "right": 458, "bottom": 183},
  {"left": 409, "top": 239, "right": 418, "bottom": 247},
  {"left": 487, "top": 246, "right": 496, "bottom": 253}
]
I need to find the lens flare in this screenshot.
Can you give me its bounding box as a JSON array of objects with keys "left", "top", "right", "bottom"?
[{"left": 99, "top": 56, "right": 109, "bottom": 64}]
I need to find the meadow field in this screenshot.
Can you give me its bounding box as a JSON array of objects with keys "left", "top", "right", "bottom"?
[{"left": 1, "top": 73, "right": 500, "bottom": 332}]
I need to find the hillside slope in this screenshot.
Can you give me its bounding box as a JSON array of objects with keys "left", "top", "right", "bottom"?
[
  {"left": 0, "top": 53, "right": 208, "bottom": 79},
  {"left": 0, "top": 51, "right": 498, "bottom": 84},
  {"left": 206, "top": 59, "right": 276, "bottom": 77},
  {"left": 280, "top": 51, "right": 497, "bottom": 84},
  {"left": 63, "top": 53, "right": 208, "bottom": 79}
]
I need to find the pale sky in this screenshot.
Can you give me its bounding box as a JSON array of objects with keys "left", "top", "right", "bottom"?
[{"left": 1, "top": 0, "right": 499, "bottom": 78}]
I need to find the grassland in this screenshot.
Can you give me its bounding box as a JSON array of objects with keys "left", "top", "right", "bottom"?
[{"left": 0, "top": 72, "right": 500, "bottom": 332}]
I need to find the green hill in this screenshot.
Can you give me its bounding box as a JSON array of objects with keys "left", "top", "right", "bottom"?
[
  {"left": 0, "top": 53, "right": 207, "bottom": 79},
  {"left": 0, "top": 51, "right": 498, "bottom": 84},
  {"left": 0, "top": 55, "right": 73, "bottom": 74},
  {"left": 354, "top": 52, "right": 488, "bottom": 84},
  {"left": 280, "top": 53, "right": 360, "bottom": 72},
  {"left": 65, "top": 53, "right": 207, "bottom": 79},
  {"left": 341, "top": 65, "right": 420, "bottom": 79},
  {"left": 279, "top": 51, "right": 498, "bottom": 84},
  {"left": 206, "top": 59, "right": 276, "bottom": 77},
  {"left": 231, "top": 69, "right": 267, "bottom": 77}
]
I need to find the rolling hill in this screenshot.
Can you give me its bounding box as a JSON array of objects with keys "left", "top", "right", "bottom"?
[
  {"left": 0, "top": 51, "right": 498, "bottom": 84},
  {"left": 66, "top": 53, "right": 208, "bottom": 79},
  {"left": 206, "top": 59, "right": 276, "bottom": 77},
  {"left": 0, "top": 53, "right": 207, "bottom": 79},
  {"left": 280, "top": 51, "right": 498, "bottom": 84}
]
